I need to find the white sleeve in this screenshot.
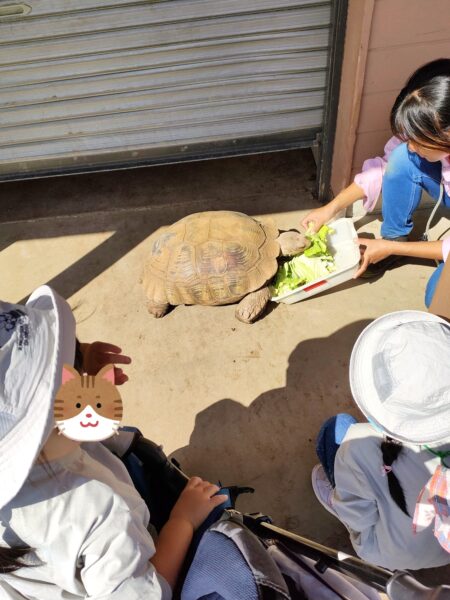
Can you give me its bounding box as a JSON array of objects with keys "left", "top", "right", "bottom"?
[
  {"left": 79, "top": 494, "right": 171, "bottom": 600},
  {"left": 0, "top": 579, "right": 28, "bottom": 600}
]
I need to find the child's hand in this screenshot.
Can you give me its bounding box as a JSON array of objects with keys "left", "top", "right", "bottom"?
[
  {"left": 80, "top": 341, "right": 131, "bottom": 385},
  {"left": 151, "top": 477, "right": 226, "bottom": 588},
  {"left": 170, "top": 476, "right": 228, "bottom": 531}
]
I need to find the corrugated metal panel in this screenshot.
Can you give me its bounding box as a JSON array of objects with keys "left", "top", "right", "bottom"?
[{"left": 0, "top": 0, "right": 332, "bottom": 179}]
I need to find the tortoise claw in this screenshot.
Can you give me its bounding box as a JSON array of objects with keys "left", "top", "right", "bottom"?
[
  {"left": 147, "top": 303, "right": 170, "bottom": 318},
  {"left": 235, "top": 287, "right": 271, "bottom": 323}
]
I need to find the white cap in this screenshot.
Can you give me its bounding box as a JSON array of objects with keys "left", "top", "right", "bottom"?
[
  {"left": 0, "top": 286, "right": 75, "bottom": 509},
  {"left": 350, "top": 310, "right": 450, "bottom": 445}
]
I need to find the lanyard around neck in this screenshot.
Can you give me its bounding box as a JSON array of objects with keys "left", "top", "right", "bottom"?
[{"left": 424, "top": 445, "right": 450, "bottom": 468}]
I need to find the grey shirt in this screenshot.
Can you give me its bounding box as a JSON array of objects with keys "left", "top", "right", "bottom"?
[
  {"left": 333, "top": 423, "right": 450, "bottom": 570},
  {"left": 0, "top": 443, "right": 171, "bottom": 599}
]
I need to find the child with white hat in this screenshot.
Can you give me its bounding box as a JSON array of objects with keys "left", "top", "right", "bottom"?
[
  {"left": 312, "top": 310, "right": 450, "bottom": 571},
  {"left": 0, "top": 286, "right": 226, "bottom": 599}
]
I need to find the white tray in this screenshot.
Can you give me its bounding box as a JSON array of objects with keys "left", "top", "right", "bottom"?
[{"left": 271, "top": 218, "right": 360, "bottom": 304}]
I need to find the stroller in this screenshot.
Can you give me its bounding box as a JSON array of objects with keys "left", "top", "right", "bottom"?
[{"left": 118, "top": 428, "right": 450, "bottom": 600}]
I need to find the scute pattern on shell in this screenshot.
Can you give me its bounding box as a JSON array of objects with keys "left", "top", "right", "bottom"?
[{"left": 143, "top": 211, "right": 280, "bottom": 306}]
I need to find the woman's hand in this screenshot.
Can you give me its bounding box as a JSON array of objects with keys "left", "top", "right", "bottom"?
[
  {"left": 301, "top": 183, "right": 366, "bottom": 233},
  {"left": 301, "top": 204, "right": 336, "bottom": 233},
  {"left": 354, "top": 238, "right": 393, "bottom": 278},
  {"left": 80, "top": 341, "right": 131, "bottom": 384},
  {"left": 170, "top": 476, "right": 228, "bottom": 531}
]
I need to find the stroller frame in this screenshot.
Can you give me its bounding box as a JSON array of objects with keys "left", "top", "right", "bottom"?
[
  {"left": 122, "top": 431, "right": 450, "bottom": 600},
  {"left": 243, "top": 514, "right": 450, "bottom": 600}
]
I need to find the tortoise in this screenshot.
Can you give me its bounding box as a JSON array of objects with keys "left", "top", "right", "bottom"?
[{"left": 142, "top": 210, "right": 308, "bottom": 323}]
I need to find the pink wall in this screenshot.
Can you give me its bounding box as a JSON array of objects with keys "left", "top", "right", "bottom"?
[{"left": 331, "top": 0, "right": 450, "bottom": 196}]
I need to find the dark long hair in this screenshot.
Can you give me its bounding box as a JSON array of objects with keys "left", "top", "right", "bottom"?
[
  {"left": 390, "top": 58, "right": 450, "bottom": 151},
  {"left": 0, "top": 339, "right": 83, "bottom": 573},
  {"left": 381, "top": 437, "right": 409, "bottom": 516},
  {"left": 0, "top": 547, "right": 35, "bottom": 574}
]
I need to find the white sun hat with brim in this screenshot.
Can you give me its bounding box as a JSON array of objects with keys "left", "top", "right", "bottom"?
[
  {"left": 0, "top": 286, "right": 76, "bottom": 510},
  {"left": 350, "top": 310, "right": 450, "bottom": 445}
]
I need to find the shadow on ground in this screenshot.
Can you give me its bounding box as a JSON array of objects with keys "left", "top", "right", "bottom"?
[
  {"left": 171, "top": 320, "right": 371, "bottom": 549},
  {"left": 170, "top": 317, "right": 450, "bottom": 587}
]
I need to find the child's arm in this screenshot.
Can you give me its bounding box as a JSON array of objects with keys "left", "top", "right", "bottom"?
[
  {"left": 150, "top": 477, "right": 227, "bottom": 589},
  {"left": 301, "top": 182, "right": 365, "bottom": 232},
  {"left": 149, "top": 517, "right": 193, "bottom": 589},
  {"left": 355, "top": 238, "right": 443, "bottom": 277}
]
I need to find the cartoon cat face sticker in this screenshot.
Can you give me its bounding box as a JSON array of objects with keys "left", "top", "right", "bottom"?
[{"left": 54, "top": 364, "right": 123, "bottom": 442}]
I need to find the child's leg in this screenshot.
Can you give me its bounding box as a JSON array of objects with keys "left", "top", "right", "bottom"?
[
  {"left": 381, "top": 142, "right": 444, "bottom": 239},
  {"left": 316, "top": 413, "right": 358, "bottom": 487},
  {"left": 425, "top": 262, "right": 445, "bottom": 308}
]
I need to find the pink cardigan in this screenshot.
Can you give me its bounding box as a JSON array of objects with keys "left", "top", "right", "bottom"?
[{"left": 354, "top": 136, "right": 450, "bottom": 260}]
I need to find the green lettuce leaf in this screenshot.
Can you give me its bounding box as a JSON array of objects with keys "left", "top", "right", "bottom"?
[
  {"left": 272, "top": 225, "right": 335, "bottom": 296},
  {"left": 304, "top": 224, "right": 333, "bottom": 257}
]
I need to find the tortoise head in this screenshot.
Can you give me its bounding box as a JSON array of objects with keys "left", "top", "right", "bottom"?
[{"left": 277, "top": 230, "right": 310, "bottom": 257}]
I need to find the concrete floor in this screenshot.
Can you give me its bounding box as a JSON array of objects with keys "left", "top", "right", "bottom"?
[{"left": 2, "top": 149, "right": 449, "bottom": 587}]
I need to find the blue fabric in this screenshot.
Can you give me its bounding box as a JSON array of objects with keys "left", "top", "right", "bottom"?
[
  {"left": 425, "top": 262, "right": 445, "bottom": 308},
  {"left": 182, "top": 515, "right": 290, "bottom": 599},
  {"left": 122, "top": 451, "right": 152, "bottom": 505},
  {"left": 118, "top": 426, "right": 152, "bottom": 509},
  {"left": 182, "top": 531, "right": 259, "bottom": 600},
  {"left": 380, "top": 142, "right": 449, "bottom": 239},
  {"left": 119, "top": 427, "right": 229, "bottom": 538},
  {"left": 316, "top": 413, "right": 358, "bottom": 487},
  {"left": 191, "top": 489, "right": 232, "bottom": 550},
  {"left": 119, "top": 426, "right": 180, "bottom": 532}
]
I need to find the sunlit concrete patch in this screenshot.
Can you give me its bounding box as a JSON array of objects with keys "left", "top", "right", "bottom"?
[{"left": 0, "top": 229, "right": 115, "bottom": 303}]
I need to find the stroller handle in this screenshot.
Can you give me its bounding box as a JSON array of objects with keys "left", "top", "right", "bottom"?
[
  {"left": 387, "top": 572, "right": 450, "bottom": 600},
  {"left": 243, "top": 515, "right": 450, "bottom": 600}
]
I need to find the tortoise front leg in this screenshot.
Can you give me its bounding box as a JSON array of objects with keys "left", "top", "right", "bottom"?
[
  {"left": 144, "top": 280, "right": 170, "bottom": 318},
  {"left": 147, "top": 301, "right": 171, "bottom": 318},
  {"left": 235, "top": 286, "right": 271, "bottom": 323}
]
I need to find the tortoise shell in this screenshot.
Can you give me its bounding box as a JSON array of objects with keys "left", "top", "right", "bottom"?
[{"left": 143, "top": 211, "right": 280, "bottom": 306}]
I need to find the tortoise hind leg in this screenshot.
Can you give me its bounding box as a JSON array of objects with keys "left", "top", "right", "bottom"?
[
  {"left": 147, "top": 301, "right": 171, "bottom": 318},
  {"left": 235, "top": 286, "right": 271, "bottom": 324}
]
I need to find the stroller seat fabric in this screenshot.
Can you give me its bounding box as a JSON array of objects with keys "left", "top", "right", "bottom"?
[{"left": 181, "top": 513, "right": 291, "bottom": 600}]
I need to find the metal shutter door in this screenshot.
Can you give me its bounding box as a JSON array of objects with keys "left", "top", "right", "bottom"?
[{"left": 0, "top": 0, "right": 332, "bottom": 180}]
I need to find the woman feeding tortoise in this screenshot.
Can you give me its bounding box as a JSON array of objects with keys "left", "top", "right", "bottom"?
[{"left": 303, "top": 58, "right": 450, "bottom": 305}]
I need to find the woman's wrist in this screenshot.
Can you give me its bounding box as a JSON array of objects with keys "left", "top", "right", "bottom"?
[
  {"left": 388, "top": 239, "right": 443, "bottom": 260},
  {"left": 328, "top": 197, "right": 344, "bottom": 217},
  {"left": 384, "top": 240, "right": 398, "bottom": 254},
  {"left": 332, "top": 182, "right": 366, "bottom": 213}
]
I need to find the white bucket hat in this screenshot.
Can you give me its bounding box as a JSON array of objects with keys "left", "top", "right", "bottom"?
[
  {"left": 350, "top": 310, "right": 450, "bottom": 445},
  {"left": 0, "top": 286, "right": 75, "bottom": 509}
]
